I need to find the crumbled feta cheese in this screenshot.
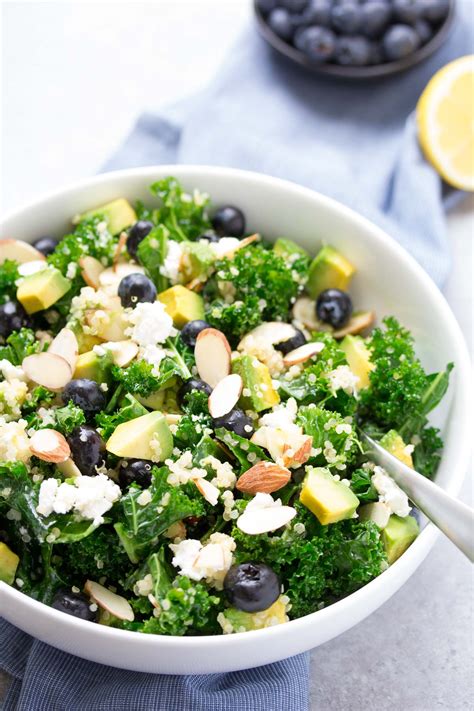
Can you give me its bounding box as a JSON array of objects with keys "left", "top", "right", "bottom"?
[
  {"left": 371, "top": 466, "right": 411, "bottom": 517},
  {"left": 139, "top": 344, "right": 167, "bottom": 375},
  {"left": 327, "top": 365, "right": 359, "bottom": 396},
  {"left": 170, "top": 533, "right": 235, "bottom": 589},
  {"left": 0, "top": 379, "right": 28, "bottom": 421},
  {"left": 200, "top": 455, "right": 236, "bottom": 489},
  {"left": 165, "top": 451, "right": 207, "bottom": 486},
  {"left": 160, "top": 240, "right": 184, "bottom": 283},
  {"left": 37, "top": 474, "right": 121, "bottom": 525},
  {"left": 207, "top": 237, "right": 240, "bottom": 259},
  {"left": 66, "top": 262, "right": 78, "bottom": 279},
  {"left": 0, "top": 418, "right": 31, "bottom": 462},
  {"left": 259, "top": 398, "right": 299, "bottom": 432},
  {"left": 0, "top": 360, "right": 27, "bottom": 383},
  {"left": 126, "top": 301, "right": 176, "bottom": 347},
  {"left": 137, "top": 489, "right": 152, "bottom": 506}
]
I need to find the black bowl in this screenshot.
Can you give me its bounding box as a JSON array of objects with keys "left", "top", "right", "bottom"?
[{"left": 254, "top": 1, "right": 456, "bottom": 80}]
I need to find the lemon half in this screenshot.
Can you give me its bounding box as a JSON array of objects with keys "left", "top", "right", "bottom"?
[{"left": 417, "top": 55, "right": 474, "bottom": 191}]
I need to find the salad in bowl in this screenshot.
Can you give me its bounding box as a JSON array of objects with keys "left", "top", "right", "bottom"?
[{"left": 0, "top": 177, "right": 452, "bottom": 637}]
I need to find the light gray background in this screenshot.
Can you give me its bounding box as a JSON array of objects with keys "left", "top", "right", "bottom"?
[{"left": 1, "top": 2, "right": 473, "bottom": 709}]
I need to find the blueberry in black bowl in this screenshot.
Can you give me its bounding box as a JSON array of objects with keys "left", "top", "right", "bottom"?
[
  {"left": 62, "top": 379, "right": 107, "bottom": 422},
  {"left": 224, "top": 562, "right": 281, "bottom": 613},
  {"left": 126, "top": 220, "right": 154, "bottom": 259},
  {"left": 211, "top": 206, "right": 246, "bottom": 238},
  {"left": 52, "top": 588, "right": 99, "bottom": 622},
  {"left": 335, "top": 36, "right": 372, "bottom": 66},
  {"left": 118, "top": 273, "right": 157, "bottom": 308},
  {"left": 316, "top": 288, "right": 353, "bottom": 328},
  {"left": 32, "top": 236, "right": 59, "bottom": 256},
  {"left": 295, "top": 26, "right": 337, "bottom": 62},
  {"left": 383, "top": 23, "right": 420, "bottom": 60}
]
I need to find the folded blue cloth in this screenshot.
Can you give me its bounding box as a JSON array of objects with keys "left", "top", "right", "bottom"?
[{"left": 1, "top": 4, "right": 472, "bottom": 709}]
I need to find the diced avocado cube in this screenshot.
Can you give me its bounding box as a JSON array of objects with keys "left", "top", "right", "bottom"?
[
  {"left": 300, "top": 466, "right": 359, "bottom": 525},
  {"left": 273, "top": 238, "right": 309, "bottom": 261},
  {"left": 17, "top": 267, "right": 71, "bottom": 314},
  {"left": 382, "top": 514, "right": 419, "bottom": 564},
  {"left": 106, "top": 411, "right": 173, "bottom": 462},
  {"left": 78, "top": 198, "right": 137, "bottom": 235},
  {"left": 358, "top": 502, "right": 391, "bottom": 529},
  {"left": 232, "top": 355, "right": 280, "bottom": 413},
  {"left": 380, "top": 430, "right": 414, "bottom": 468},
  {"left": 340, "top": 335, "right": 373, "bottom": 389},
  {"left": 307, "top": 246, "right": 355, "bottom": 299},
  {"left": 158, "top": 285, "right": 205, "bottom": 328},
  {"left": 73, "top": 350, "right": 113, "bottom": 383},
  {"left": 180, "top": 242, "right": 214, "bottom": 283},
  {"left": 0, "top": 542, "right": 20, "bottom": 585},
  {"left": 220, "top": 598, "right": 288, "bottom": 633}
]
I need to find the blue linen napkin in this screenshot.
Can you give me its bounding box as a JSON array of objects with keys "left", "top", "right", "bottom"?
[{"left": 1, "top": 4, "right": 472, "bottom": 709}]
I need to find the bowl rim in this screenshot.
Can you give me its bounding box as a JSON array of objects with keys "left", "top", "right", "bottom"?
[
  {"left": 253, "top": 0, "right": 456, "bottom": 80},
  {"left": 0, "top": 164, "right": 471, "bottom": 651}
]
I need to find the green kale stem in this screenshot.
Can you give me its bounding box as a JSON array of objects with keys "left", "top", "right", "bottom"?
[{"left": 105, "top": 384, "right": 124, "bottom": 413}]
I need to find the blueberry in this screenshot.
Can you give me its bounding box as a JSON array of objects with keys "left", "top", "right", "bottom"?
[
  {"left": 267, "top": 8, "right": 295, "bottom": 40},
  {"left": 361, "top": 0, "right": 392, "bottom": 38},
  {"left": 0, "top": 301, "right": 30, "bottom": 339},
  {"left": 32, "top": 237, "right": 59, "bottom": 256},
  {"left": 279, "top": 0, "right": 308, "bottom": 11},
  {"left": 126, "top": 221, "right": 154, "bottom": 260},
  {"left": 419, "top": 0, "right": 449, "bottom": 22},
  {"left": 296, "top": 0, "right": 331, "bottom": 27},
  {"left": 62, "top": 379, "right": 107, "bottom": 422},
  {"left": 331, "top": 1, "right": 362, "bottom": 34},
  {"left": 117, "top": 273, "right": 157, "bottom": 308},
  {"left": 211, "top": 206, "right": 246, "bottom": 238},
  {"left": 392, "top": 0, "right": 421, "bottom": 24},
  {"left": 274, "top": 328, "right": 306, "bottom": 355},
  {"left": 294, "top": 26, "right": 336, "bottom": 63},
  {"left": 177, "top": 378, "right": 212, "bottom": 408},
  {"left": 52, "top": 589, "right": 98, "bottom": 622},
  {"left": 118, "top": 459, "right": 153, "bottom": 489},
  {"left": 414, "top": 18, "right": 433, "bottom": 43},
  {"left": 368, "top": 40, "right": 385, "bottom": 64},
  {"left": 180, "top": 320, "right": 211, "bottom": 348},
  {"left": 212, "top": 408, "right": 255, "bottom": 439},
  {"left": 316, "top": 289, "right": 353, "bottom": 327},
  {"left": 255, "top": 0, "right": 278, "bottom": 14},
  {"left": 224, "top": 562, "right": 280, "bottom": 613},
  {"left": 67, "top": 425, "right": 106, "bottom": 476},
  {"left": 335, "top": 35, "right": 372, "bottom": 65},
  {"left": 382, "top": 24, "right": 420, "bottom": 60}
]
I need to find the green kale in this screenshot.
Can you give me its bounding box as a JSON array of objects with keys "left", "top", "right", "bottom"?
[
  {"left": 136, "top": 225, "right": 170, "bottom": 292},
  {"left": 47, "top": 215, "right": 117, "bottom": 276},
  {"left": 21, "top": 386, "right": 56, "bottom": 415},
  {"left": 59, "top": 527, "right": 134, "bottom": 586},
  {"left": 297, "top": 405, "right": 360, "bottom": 472},
  {"left": 125, "top": 548, "right": 173, "bottom": 601},
  {"left": 205, "top": 245, "right": 301, "bottom": 343},
  {"left": 149, "top": 177, "right": 211, "bottom": 242},
  {"left": 24, "top": 400, "right": 86, "bottom": 436},
  {"left": 412, "top": 425, "right": 444, "bottom": 479},
  {"left": 114, "top": 467, "right": 205, "bottom": 563},
  {"left": 0, "top": 260, "right": 20, "bottom": 305},
  {"left": 140, "top": 577, "right": 220, "bottom": 636},
  {"left": 0, "top": 328, "right": 41, "bottom": 364},
  {"left": 96, "top": 394, "right": 148, "bottom": 440},
  {"left": 214, "top": 428, "right": 270, "bottom": 473},
  {"left": 349, "top": 468, "right": 378, "bottom": 503},
  {"left": 173, "top": 388, "right": 213, "bottom": 449},
  {"left": 278, "top": 332, "right": 356, "bottom": 415},
  {"left": 359, "top": 317, "right": 453, "bottom": 437}
]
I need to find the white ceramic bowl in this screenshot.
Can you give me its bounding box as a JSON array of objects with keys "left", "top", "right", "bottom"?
[{"left": 0, "top": 166, "right": 471, "bottom": 674}]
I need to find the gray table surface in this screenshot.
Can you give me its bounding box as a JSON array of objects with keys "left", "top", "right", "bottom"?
[{"left": 1, "top": 2, "right": 473, "bottom": 709}]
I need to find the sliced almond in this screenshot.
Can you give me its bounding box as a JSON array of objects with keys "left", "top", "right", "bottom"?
[
  {"left": 0, "top": 239, "right": 46, "bottom": 265},
  {"left": 165, "top": 413, "right": 182, "bottom": 426},
  {"left": 292, "top": 297, "right": 325, "bottom": 331},
  {"left": 195, "top": 543, "right": 225, "bottom": 570},
  {"left": 79, "top": 255, "right": 105, "bottom": 289},
  {"left": 195, "top": 328, "right": 231, "bottom": 388},
  {"left": 237, "top": 501, "right": 296, "bottom": 535},
  {"left": 22, "top": 352, "right": 72, "bottom": 391},
  {"left": 17, "top": 260, "right": 48, "bottom": 278},
  {"left": 283, "top": 435, "right": 313, "bottom": 468},
  {"left": 56, "top": 457, "right": 82, "bottom": 479},
  {"left": 194, "top": 477, "right": 220, "bottom": 506},
  {"left": 48, "top": 328, "right": 79, "bottom": 372},
  {"left": 208, "top": 373, "right": 243, "bottom": 418},
  {"left": 282, "top": 341, "right": 325, "bottom": 367},
  {"left": 333, "top": 310, "right": 375, "bottom": 339},
  {"left": 238, "top": 321, "right": 297, "bottom": 352},
  {"left": 29, "top": 428, "right": 70, "bottom": 463},
  {"left": 236, "top": 462, "right": 291, "bottom": 495},
  {"left": 84, "top": 580, "right": 134, "bottom": 622},
  {"left": 101, "top": 340, "right": 138, "bottom": 368},
  {"left": 98, "top": 263, "right": 145, "bottom": 295},
  {"left": 113, "top": 232, "right": 128, "bottom": 270}
]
